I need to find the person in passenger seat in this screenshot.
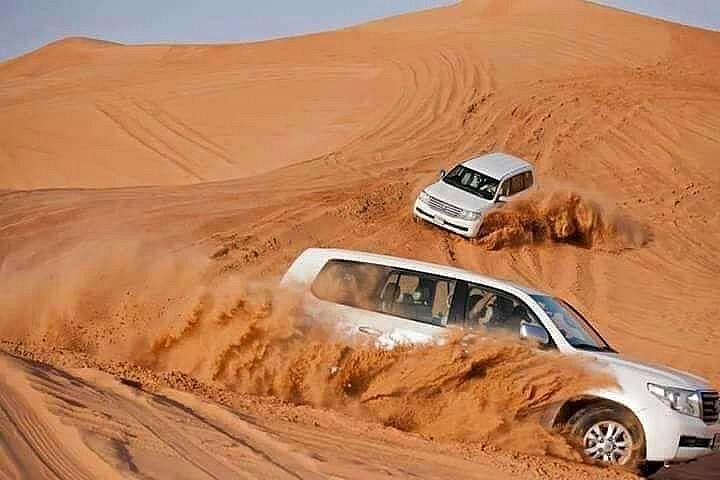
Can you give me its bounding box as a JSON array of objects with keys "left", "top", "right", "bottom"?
[{"left": 412, "top": 278, "right": 434, "bottom": 305}]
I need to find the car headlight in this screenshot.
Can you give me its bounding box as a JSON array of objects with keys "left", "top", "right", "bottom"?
[
  {"left": 459, "top": 209, "right": 481, "bottom": 221},
  {"left": 648, "top": 383, "right": 702, "bottom": 418},
  {"left": 418, "top": 191, "right": 430, "bottom": 204}
]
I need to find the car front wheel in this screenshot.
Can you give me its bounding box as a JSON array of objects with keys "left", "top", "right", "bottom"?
[{"left": 568, "top": 406, "right": 661, "bottom": 476}]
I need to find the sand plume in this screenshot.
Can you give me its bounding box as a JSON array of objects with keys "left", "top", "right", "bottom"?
[
  {"left": 0, "top": 243, "right": 610, "bottom": 459},
  {"left": 476, "top": 189, "right": 648, "bottom": 251},
  {"left": 141, "top": 283, "right": 611, "bottom": 460}
]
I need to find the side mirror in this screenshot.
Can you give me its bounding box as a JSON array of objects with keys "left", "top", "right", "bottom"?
[
  {"left": 439, "top": 169, "right": 446, "bottom": 179},
  {"left": 520, "top": 321, "right": 550, "bottom": 345},
  {"left": 496, "top": 195, "right": 509, "bottom": 203}
]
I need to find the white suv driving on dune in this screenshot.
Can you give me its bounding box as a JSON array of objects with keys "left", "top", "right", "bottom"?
[
  {"left": 414, "top": 152, "right": 534, "bottom": 237},
  {"left": 282, "top": 248, "right": 720, "bottom": 476}
]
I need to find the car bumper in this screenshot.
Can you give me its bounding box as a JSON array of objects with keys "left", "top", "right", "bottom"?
[
  {"left": 641, "top": 403, "right": 720, "bottom": 462},
  {"left": 413, "top": 199, "right": 482, "bottom": 238}
]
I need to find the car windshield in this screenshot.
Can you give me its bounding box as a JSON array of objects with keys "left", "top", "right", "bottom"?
[
  {"left": 530, "top": 295, "right": 615, "bottom": 352},
  {"left": 442, "top": 165, "right": 499, "bottom": 201}
]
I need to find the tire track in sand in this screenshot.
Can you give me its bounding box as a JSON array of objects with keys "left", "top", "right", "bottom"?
[
  {"left": 95, "top": 102, "right": 204, "bottom": 181},
  {"left": 312, "top": 47, "right": 494, "bottom": 178},
  {"left": 95, "top": 97, "right": 243, "bottom": 182},
  {"left": 2, "top": 352, "right": 328, "bottom": 480},
  {"left": 0, "top": 356, "right": 123, "bottom": 480}
]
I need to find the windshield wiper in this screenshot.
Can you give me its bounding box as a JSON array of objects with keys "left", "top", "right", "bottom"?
[{"left": 571, "top": 343, "right": 617, "bottom": 353}]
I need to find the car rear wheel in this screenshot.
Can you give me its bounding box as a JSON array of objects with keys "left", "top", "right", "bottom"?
[{"left": 568, "top": 406, "right": 659, "bottom": 475}]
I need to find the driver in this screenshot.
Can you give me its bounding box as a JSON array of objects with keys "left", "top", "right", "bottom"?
[{"left": 487, "top": 295, "right": 514, "bottom": 327}]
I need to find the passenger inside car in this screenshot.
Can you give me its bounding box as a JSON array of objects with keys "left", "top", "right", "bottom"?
[{"left": 376, "top": 272, "right": 455, "bottom": 326}]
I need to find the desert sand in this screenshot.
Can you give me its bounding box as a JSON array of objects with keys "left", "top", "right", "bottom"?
[{"left": 1, "top": 0, "right": 719, "bottom": 478}]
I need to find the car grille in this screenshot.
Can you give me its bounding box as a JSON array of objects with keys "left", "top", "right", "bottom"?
[
  {"left": 701, "top": 391, "right": 719, "bottom": 424},
  {"left": 425, "top": 195, "right": 464, "bottom": 218}
]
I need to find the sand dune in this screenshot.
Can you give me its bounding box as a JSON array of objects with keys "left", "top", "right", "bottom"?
[
  {"left": 1, "top": 0, "right": 720, "bottom": 478},
  {"left": 0, "top": 351, "right": 529, "bottom": 480}
]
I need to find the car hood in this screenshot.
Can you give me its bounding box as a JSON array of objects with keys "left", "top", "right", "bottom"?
[
  {"left": 424, "top": 180, "right": 494, "bottom": 212},
  {"left": 592, "top": 352, "right": 713, "bottom": 390}
]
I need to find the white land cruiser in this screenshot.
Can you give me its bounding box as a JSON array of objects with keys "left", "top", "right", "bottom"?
[
  {"left": 281, "top": 248, "right": 720, "bottom": 476},
  {"left": 414, "top": 152, "right": 535, "bottom": 237}
]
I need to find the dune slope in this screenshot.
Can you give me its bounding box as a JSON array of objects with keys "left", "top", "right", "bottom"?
[{"left": 0, "top": 351, "right": 537, "bottom": 480}]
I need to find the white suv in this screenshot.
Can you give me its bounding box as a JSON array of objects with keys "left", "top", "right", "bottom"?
[
  {"left": 282, "top": 248, "right": 720, "bottom": 476},
  {"left": 414, "top": 152, "right": 535, "bottom": 237}
]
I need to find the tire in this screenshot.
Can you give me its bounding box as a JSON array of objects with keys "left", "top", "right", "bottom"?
[{"left": 568, "top": 406, "right": 655, "bottom": 475}]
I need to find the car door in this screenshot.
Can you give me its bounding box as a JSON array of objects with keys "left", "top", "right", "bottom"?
[
  {"left": 461, "top": 282, "right": 548, "bottom": 340},
  {"left": 307, "top": 259, "right": 453, "bottom": 347},
  {"left": 373, "top": 269, "right": 456, "bottom": 347},
  {"left": 306, "top": 258, "right": 397, "bottom": 340}
]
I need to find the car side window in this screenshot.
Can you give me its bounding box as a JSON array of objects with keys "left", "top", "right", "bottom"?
[
  {"left": 379, "top": 271, "right": 456, "bottom": 326},
  {"left": 523, "top": 171, "right": 534, "bottom": 189},
  {"left": 509, "top": 174, "right": 526, "bottom": 196},
  {"left": 498, "top": 180, "right": 510, "bottom": 197},
  {"left": 464, "top": 284, "right": 540, "bottom": 335},
  {"left": 312, "top": 259, "right": 389, "bottom": 310}
]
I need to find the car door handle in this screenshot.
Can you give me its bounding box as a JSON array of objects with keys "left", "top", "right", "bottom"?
[{"left": 358, "top": 326, "right": 382, "bottom": 336}]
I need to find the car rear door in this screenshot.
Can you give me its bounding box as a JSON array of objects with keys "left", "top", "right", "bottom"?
[
  {"left": 307, "top": 259, "right": 453, "bottom": 346},
  {"left": 368, "top": 269, "right": 457, "bottom": 346}
]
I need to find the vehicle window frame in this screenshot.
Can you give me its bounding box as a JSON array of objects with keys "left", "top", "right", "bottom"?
[
  {"left": 558, "top": 297, "right": 614, "bottom": 351},
  {"left": 460, "top": 281, "right": 556, "bottom": 348},
  {"left": 310, "top": 258, "right": 464, "bottom": 328},
  {"left": 442, "top": 165, "right": 500, "bottom": 201},
  {"left": 528, "top": 294, "right": 614, "bottom": 352},
  {"left": 498, "top": 179, "right": 510, "bottom": 198},
  {"left": 310, "top": 259, "right": 390, "bottom": 310},
  {"left": 509, "top": 173, "right": 526, "bottom": 196},
  {"left": 523, "top": 171, "right": 534, "bottom": 189},
  {"left": 498, "top": 170, "right": 533, "bottom": 199},
  {"left": 378, "top": 268, "right": 460, "bottom": 327},
  {"left": 310, "top": 259, "right": 555, "bottom": 347}
]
